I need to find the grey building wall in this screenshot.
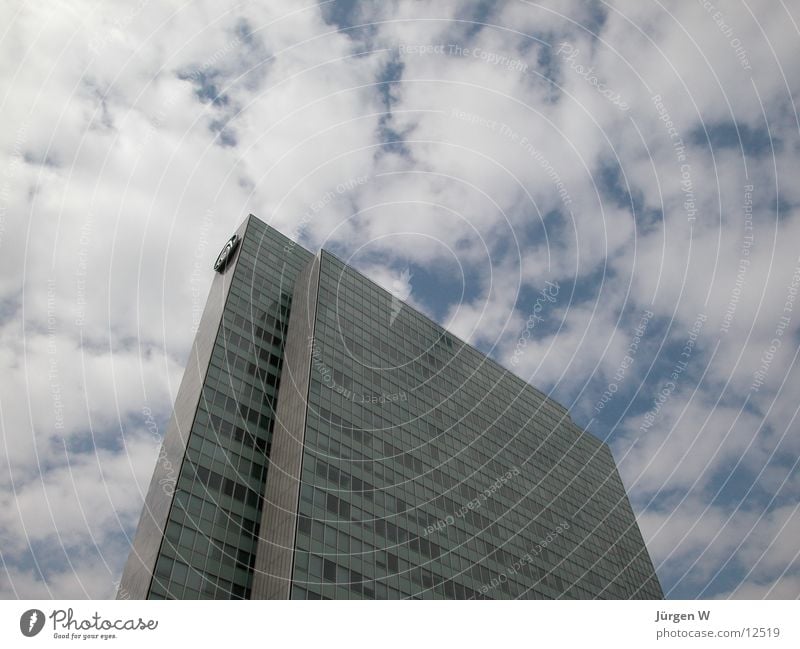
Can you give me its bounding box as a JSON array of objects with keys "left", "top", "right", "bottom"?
[
  {"left": 287, "top": 251, "right": 663, "bottom": 599},
  {"left": 117, "top": 217, "right": 248, "bottom": 599}
]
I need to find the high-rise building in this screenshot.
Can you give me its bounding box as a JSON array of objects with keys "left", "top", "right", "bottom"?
[{"left": 118, "top": 214, "right": 663, "bottom": 600}]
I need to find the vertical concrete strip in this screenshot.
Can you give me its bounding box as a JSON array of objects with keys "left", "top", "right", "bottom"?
[{"left": 251, "top": 253, "right": 320, "bottom": 599}]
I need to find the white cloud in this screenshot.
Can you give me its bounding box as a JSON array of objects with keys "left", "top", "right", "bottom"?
[{"left": 1, "top": 0, "right": 798, "bottom": 599}]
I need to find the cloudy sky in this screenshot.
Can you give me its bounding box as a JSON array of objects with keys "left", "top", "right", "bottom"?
[{"left": 1, "top": 0, "right": 799, "bottom": 599}]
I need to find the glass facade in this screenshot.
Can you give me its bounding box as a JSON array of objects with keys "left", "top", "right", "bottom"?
[
  {"left": 127, "top": 218, "right": 312, "bottom": 599},
  {"left": 285, "top": 251, "right": 662, "bottom": 599},
  {"left": 120, "top": 216, "right": 662, "bottom": 600}
]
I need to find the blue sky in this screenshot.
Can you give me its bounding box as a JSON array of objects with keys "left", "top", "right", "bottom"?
[{"left": 1, "top": 0, "right": 799, "bottom": 599}]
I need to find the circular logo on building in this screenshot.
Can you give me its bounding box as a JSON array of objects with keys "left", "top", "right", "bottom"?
[
  {"left": 20, "top": 609, "right": 45, "bottom": 637},
  {"left": 213, "top": 234, "right": 241, "bottom": 273}
]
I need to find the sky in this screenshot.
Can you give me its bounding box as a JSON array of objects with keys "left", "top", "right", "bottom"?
[{"left": 1, "top": 0, "right": 799, "bottom": 599}]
